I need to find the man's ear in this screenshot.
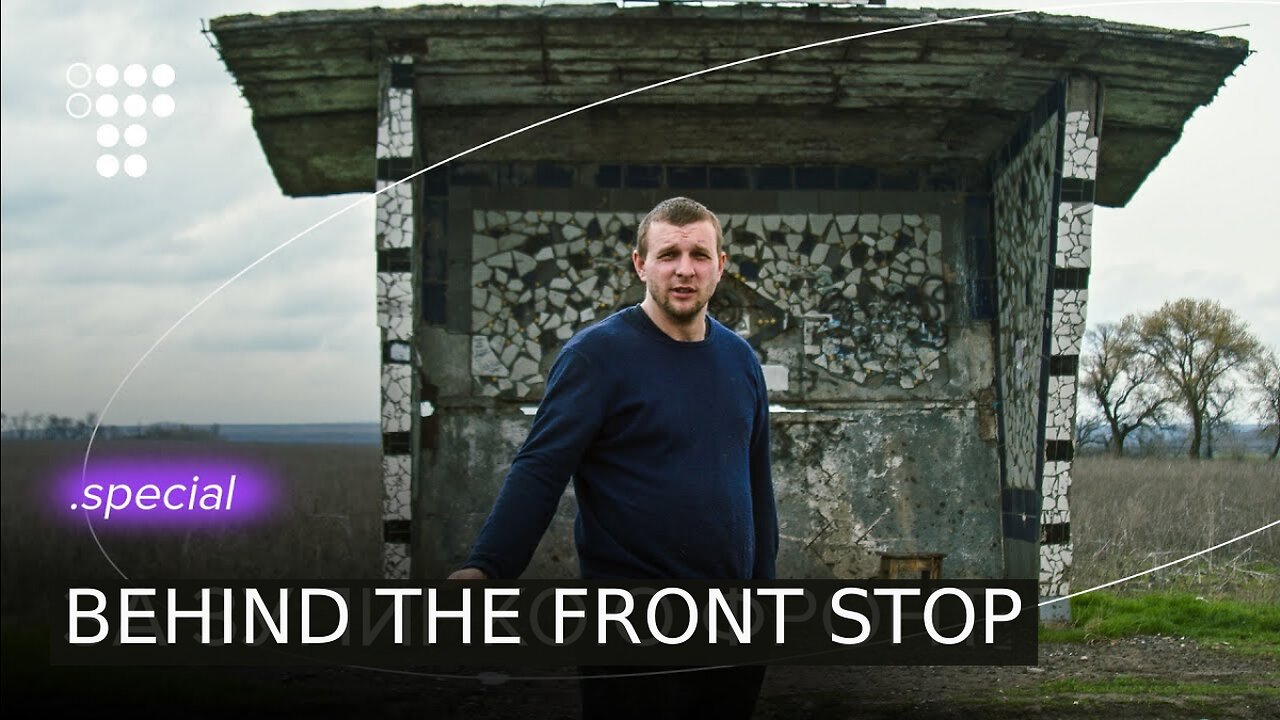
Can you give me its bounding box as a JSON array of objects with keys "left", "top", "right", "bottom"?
[
  {"left": 717, "top": 251, "right": 727, "bottom": 276},
  {"left": 632, "top": 250, "right": 646, "bottom": 280}
]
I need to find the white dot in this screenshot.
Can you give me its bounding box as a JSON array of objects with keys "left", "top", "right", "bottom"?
[
  {"left": 65, "top": 93, "right": 92, "bottom": 119},
  {"left": 124, "top": 124, "right": 147, "bottom": 147},
  {"left": 96, "top": 154, "right": 120, "bottom": 178},
  {"left": 97, "top": 124, "right": 120, "bottom": 147},
  {"left": 123, "top": 64, "right": 147, "bottom": 87},
  {"left": 124, "top": 154, "right": 147, "bottom": 178},
  {"left": 95, "top": 94, "right": 119, "bottom": 118},
  {"left": 95, "top": 64, "right": 118, "bottom": 87},
  {"left": 123, "top": 94, "right": 147, "bottom": 118},
  {"left": 151, "top": 94, "right": 175, "bottom": 118},
  {"left": 152, "top": 64, "right": 175, "bottom": 88},
  {"left": 66, "top": 63, "right": 92, "bottom": 88}
]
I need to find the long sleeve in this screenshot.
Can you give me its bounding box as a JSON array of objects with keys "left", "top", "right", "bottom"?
[
  {"left": 749, "top": 363, "right": 779, "bottom": 580},
  {"left": 463, "top": 347, "right": 610, "bottom": 579}
]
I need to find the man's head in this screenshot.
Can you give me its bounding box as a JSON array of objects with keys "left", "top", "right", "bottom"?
[
  {"left": 632, "top": 197, "right": 727, "bottom": 341},
  {"left": 635, "top": 196, "right": 724, "bottom": 257}
]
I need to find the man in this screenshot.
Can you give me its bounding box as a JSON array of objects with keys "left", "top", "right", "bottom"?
[{"left": 449, "top": 196, "right": 776, "bottom": 719}]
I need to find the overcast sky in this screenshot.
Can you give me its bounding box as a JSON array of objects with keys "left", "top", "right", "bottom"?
[{"left": 2, "top": 0, "right": 1276, "bottom": 424}]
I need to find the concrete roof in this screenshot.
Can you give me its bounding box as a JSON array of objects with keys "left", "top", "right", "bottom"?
[{"left": 207, "top": 3, "right": 1248, "bottom": 206}]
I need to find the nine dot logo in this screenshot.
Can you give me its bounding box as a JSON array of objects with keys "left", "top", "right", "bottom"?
[{"left": 66, "top": 62, "right": 175, "bottom": 178}]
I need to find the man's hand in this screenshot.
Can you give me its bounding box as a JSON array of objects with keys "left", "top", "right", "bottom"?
[{"left": 446, "top": 567, "right": 489, "bottom": 581}]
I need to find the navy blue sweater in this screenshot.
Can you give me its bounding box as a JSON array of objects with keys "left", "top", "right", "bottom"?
[{"left": 464, "top": 305, "right": 777, "bottom": 580}]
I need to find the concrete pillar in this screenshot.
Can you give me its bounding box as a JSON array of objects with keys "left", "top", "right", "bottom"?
[
  {"left": 374, "top": 55, "right": 417, "bottom": 579},
  {"left": 1039, "top": 74, "right": 1101, "bottom": 618}
]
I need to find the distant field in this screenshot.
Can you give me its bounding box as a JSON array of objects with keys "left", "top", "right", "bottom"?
[{"left": 212, "top": 423, "right": 380, "bottom": 445}]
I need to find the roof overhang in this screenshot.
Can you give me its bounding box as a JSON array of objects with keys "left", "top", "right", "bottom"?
[{"left": 208, "top": 3, "right": 1249, "bottom": 206}]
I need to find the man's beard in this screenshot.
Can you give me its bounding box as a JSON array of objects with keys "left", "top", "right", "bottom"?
[
  {"left": 658, "top": 294, "right": 707, "bottom": 322},
  {"left": 650, "top": 278, "right": 711, "bottom": 323}
]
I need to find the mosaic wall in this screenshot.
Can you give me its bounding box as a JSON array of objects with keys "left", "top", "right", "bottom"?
[
  {"left": 1051, "top": 290, "right": 1087, "bottom": 356},
  {"left": 993, "top": 114, "right": 1058, "bottom": 494},
  {"left": 1061, "top": 109, "right": 1099, "bottom": 181},
  {"left": 469, "top": 210, "right": 948, "bottom": 396},
  {"left": 376, "top": 56, "right": 415, "bottom": 580},
  {"left": 382, "top": 455, "right": 411, "bottom": 524},
  {"left": 1040, "top": 103, "right": 1099, "bottom": 601},
  {"left": 1056, "top": 198, "right": 1092, "bottom": 269},
  {"left": 1040, "top": 541, "right": 1073, "bottom": 598}
]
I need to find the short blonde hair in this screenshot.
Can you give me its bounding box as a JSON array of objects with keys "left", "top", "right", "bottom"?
[{"left": 635, "top": 196, "right": 724, "bottom": 256}]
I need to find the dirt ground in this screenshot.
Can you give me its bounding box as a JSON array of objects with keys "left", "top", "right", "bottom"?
[
  {"left": 8, "top": 634, "right": 1275, "bottom": 719},
  {"left": 754, "top": 635, "right": 1278, "bottom": 719}
]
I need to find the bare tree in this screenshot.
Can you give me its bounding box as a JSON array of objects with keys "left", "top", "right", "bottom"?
[
  {"left": 1081, "top": 322, "right": 1170, "bottom": 456},
  {"left": 6, "top": 411, "right": 37, "bottom": 439},
  {"left": 1132, "top": 299, "right": 1261, "bottom": 459},
  {"left": 1204, "top": 379, "right": 1238, "bottom": 459},
  {"left": 1249, "top": 347, "right": 1280, "bottom": 460},
  {"left": 74, "top": 412, "right": 99, "bottom": 439},
  {"left": 1074, "top": 409, "right": 1108, "bottom": 451}
]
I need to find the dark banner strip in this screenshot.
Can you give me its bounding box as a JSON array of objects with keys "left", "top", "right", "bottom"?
[
  {"left": 53, "top": 580, "right": 1037, "bottom": 667},
  {"left": 1045, "top": 440, "right": 1074, "bottom": 462},
  {"left": 1053, "top": 267, "right": 1090, "bottom": 290},
  {"left": 383, "top": 520, "right": 411, "bottom": 544},
  {"left": 1059, "top": 178, "right": 1095, "bottom": 203},
  {"left": 1048, "top": 355, "right": 1079, "bottom": 376},
  {"left": 377, "top": 248, "right": 412, "bottom": 273},
  {"left": 1041, "top": 522, "right": 1071, "bottom": 545},
  {"left": 389, "top": 63, "right": 414, "bottom": 89},
  {"left": 382, "top": 432, "right": 411, "bottom": 455},
  {"left": 376, "top": 157, "right": 415, "bottom": 182}
]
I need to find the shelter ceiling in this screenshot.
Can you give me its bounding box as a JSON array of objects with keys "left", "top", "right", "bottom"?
[{"left": 209, "top": 3, "right": 1248, "bottom": 205}]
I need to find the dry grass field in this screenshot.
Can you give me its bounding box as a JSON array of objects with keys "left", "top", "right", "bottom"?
[{"left": 1069, "top": 454, "right": 1279, "bottom": 605}]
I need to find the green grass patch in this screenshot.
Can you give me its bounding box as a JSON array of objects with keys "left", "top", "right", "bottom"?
[
  {"left": 1028, "top": 676, "right": 1280, "bottom": 698},
  {"left": 1040, "top": 591, "right": 1280, "bottom": 656},
  {"left": 990, "top": 675, "right": 1280, "bottom": 715},
  {"left": 1073, "top": 558, "right": 1280, "bottom": 606}
]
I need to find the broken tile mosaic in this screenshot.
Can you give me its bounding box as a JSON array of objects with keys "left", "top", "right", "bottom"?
[
  {"left": 1041, "top": 460, "right": 1072, "bottom": 525},
  {"left": 467, "top": 210, "right": 950, "bottom": 398},
  {"left": 1045, "top": 375, "right": 1077, "bottom": 442},
  {"left": 382, "top": 455, "right": 412, "bottom": 521},
  {"left": 376, "top": 180, "right": 415, "bottom": 250},
  {"left": 1061, "top": 110, "right": 1098, "bottom": 181},
  {"left": 1055, "top": 202, "right": 1092, "bottom": 269},
  {"left": 995, "top": 114, "right": 1057, "bottom": 492},
  {"left": 1051, "top": 289, "right": 1088, "bottom": 356},
  {"left": 381, "top": 364, "right": 412, "bottom": 433},
  {"left": 381, "top": 315, "right": 412, "bottom": 343},
  {"left": 383, "top": 542, "right": 410, "bottom": 580},
  {"left": 376, "top": 86, "right": 413, "bottom": 160},
  {"left": 377, "top": 272, "right": 413, "bottom": 324},
  {"left": 1039, "top": 542, "right": 1072, "bottom": 598}
]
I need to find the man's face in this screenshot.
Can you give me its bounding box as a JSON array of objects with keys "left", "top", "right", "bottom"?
[{"left": 632, "top": 220, "right": 726, "bottom": 326}]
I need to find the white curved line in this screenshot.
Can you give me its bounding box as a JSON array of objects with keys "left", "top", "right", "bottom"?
[{"left": 1039, "top": 518, "right": 1279, "bottom": 607}]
